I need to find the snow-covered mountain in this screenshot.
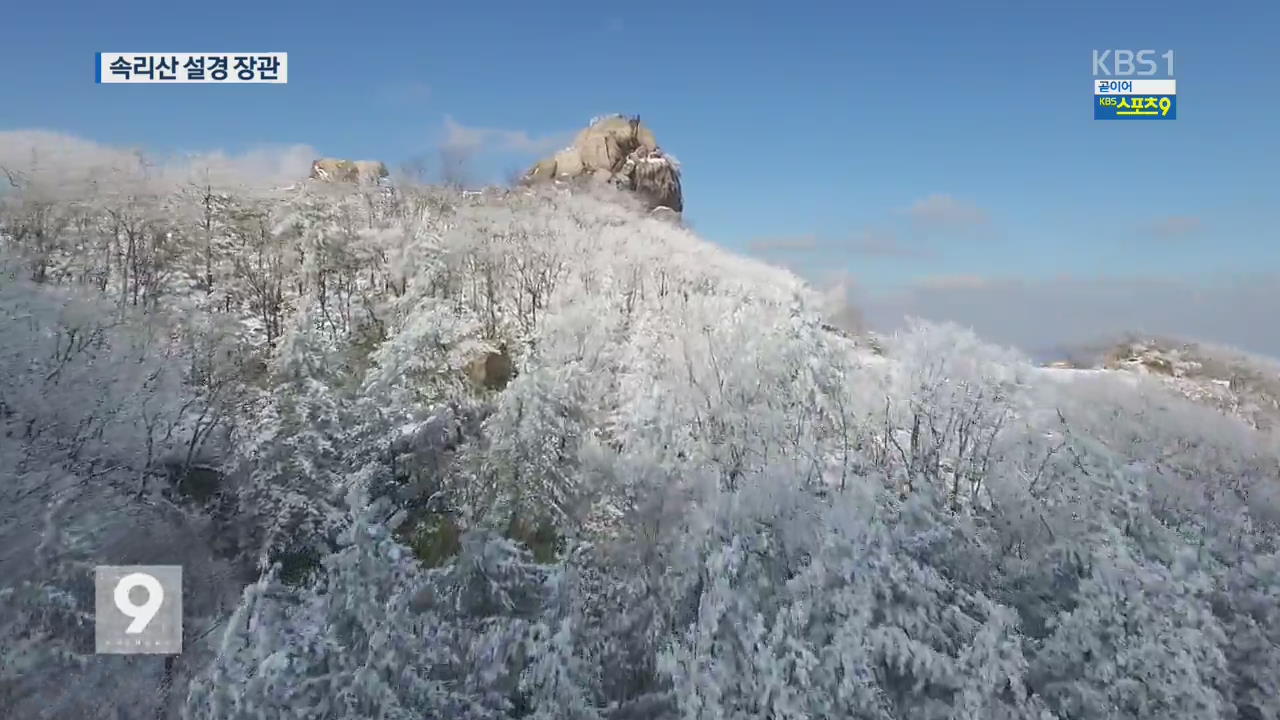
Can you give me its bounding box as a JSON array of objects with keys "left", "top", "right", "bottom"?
[
  {"left": 522, "top": 114, "right": 684, "bottom": 215},
  {"left": 1, "top": 159, "right": 1278, "bottom": 719},
  {"left": 1044, "top": 336, "right": 1280, "bottom": 433}
]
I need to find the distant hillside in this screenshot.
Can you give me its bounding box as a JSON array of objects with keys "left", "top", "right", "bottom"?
[{"left": 1047, "top": 335, "right": 1280, "bottom": 433}]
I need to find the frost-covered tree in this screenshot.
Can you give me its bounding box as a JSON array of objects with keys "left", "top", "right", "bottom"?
[
  {"left": 186, "top": 491, "right": 597, "bottom": 720},
  {"left": 2, "top": 146, "right": 1278, "bottom": 720}
]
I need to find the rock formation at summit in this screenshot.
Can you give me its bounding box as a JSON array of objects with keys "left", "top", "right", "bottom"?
[
  {"left": 310, "top": 158, "right": 389, "bottom": 184},
  {"left": 521, "top": 115, "right": 683, "bottom": 214}
]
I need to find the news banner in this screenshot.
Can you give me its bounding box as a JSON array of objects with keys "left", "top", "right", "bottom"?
[
  {"left": 96, "top": 52, "right": 288, "bottom": 83},
  {"left": 1092, "top": 49, "right": 1176, "bottom": 120}
]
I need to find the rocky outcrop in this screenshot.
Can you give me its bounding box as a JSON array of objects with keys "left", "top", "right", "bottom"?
[
  {"left": 465, "top": 345, "right": 514, "bottom": 392},
  {"left": 310, "top": 158, "right": 389, "bottom": 185},
  {"left": 522, "top": 115, "right": 683, "bottom": 214}
]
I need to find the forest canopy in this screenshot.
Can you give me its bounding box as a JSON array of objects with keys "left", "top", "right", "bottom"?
[{"left": 0, "top": 145, "right": 1277, "bottom": 720}]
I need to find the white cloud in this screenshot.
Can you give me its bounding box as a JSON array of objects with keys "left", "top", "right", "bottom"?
[
  {"left": 747, "top": 235, "right": 819, "bottom": 254},
  {"left": 0, "top": 130, "right": 138, "bottom": 190},
  {"left": 913, "top": 273, "right": 993, "bottom": 291},
  {"left": 845, "top": 229, "right": 931, "bottom": 258},
  {"left": 378, "top": 82, "right": 432, "bottom": 105},
  {"left": 864, "top": 272, "right": 1280, "bottom": 360},
  {"left": 0, "top": 129, "right": 317, "bottom": 189},
  {"left": 167, "top": 144, "right": 318, "bottom": 186},
  {"left": 904, "top": 193, "right": 990, "bottom": 229},
  {"left": 1143, "top": 215, "right": 1204, "bottom": 239},
  {"left": 441, "top": 116, "right": 568, "bottom": 157},
  {"left": 747, "top": 229, "right": 929, "bottom": 259}
]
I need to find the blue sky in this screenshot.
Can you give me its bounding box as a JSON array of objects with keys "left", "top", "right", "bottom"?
[{"left": 3, "top": 0, "right": 1278, "bottom": 356}]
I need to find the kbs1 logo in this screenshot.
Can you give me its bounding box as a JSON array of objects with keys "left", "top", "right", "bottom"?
[
  {"left": 1092, "top": 49, "right": 1176, "bottom": 120},
  {"left": 94, "top": 565, "right": 183, "bottom": 654}
]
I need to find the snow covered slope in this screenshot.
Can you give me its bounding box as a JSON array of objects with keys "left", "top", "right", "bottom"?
[
  {"left": 2, "top": 171, "right": 1279, "bottom": 719},
  {"left": 1043, "top": 336, "right": 1280, "bottom": 434}
]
